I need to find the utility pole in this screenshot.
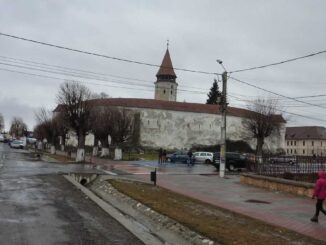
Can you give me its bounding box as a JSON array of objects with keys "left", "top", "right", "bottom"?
[{"left": 220, "top": 71, "right": 228, "bottom": 178}]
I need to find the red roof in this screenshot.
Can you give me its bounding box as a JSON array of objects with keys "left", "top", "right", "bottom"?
[
  {"left": 53, "top": 98, "right": 285, "bottom": 122},
  {"left": 156, "top": 49, "right": 176, "bottom": 77}
]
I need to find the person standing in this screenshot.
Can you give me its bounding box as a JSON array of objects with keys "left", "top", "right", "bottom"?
[
  {"left": 187, "top": 149, "right": 193, "bottom": 166},
  {"left": 162, "top": 149, "right": 167, "bottom": 163},
  {"left": 311, "top": 170, "right": 326, "bottom": 223},
  {"left": 158, "top": 148, "right": 163, "bottom": 164}
]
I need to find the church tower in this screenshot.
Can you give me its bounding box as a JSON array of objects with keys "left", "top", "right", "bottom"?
[{"left": 154, "top": 48, "right": 178, "bottom": 101}]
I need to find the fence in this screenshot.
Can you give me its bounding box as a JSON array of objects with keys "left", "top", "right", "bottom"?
[{"left": 247, "top": 156, "right": 326, "bottom": 183}]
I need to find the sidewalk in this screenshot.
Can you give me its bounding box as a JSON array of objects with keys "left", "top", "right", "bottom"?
[
  {"left": 52, "top": 151, "right": 326, "bottom": 241},
  {"left": 150, "top": 174, "right": 326, "bottom": 242}
]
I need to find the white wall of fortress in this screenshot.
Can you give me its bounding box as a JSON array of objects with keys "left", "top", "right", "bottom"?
[
  {"left": 138, "top": 108, "right": 285, "bottom": 152},
  {"left": 65, "top": 107, "right": 285, "bottom": 152}
]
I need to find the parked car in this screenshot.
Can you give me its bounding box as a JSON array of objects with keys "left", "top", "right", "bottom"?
[
  {"left": 166, "top": 151, "right": 191, "bottom": 163},
  {"left": 27, "top": 137, "right": 37, "bottom": 144},
  {"left": 10, "top": 140, "right": 24, "bottom": 149},
  {"left": 213, "top": 152, "right": 248, "bottom": 171},
  {"left": 193, "top": 152, "right": 214, "bottom": 164},
  {"left": 268, "top": 155, "right": 296, "bottom": 165}
]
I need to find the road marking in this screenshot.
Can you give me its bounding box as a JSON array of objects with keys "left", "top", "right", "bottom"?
[{"left": 102, "top": 170, "right": 117, "bottom": 175}]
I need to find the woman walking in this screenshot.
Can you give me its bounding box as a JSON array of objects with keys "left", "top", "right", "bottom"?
[{"left": 311, "top": 170, "right": 326, "bottom": 223}]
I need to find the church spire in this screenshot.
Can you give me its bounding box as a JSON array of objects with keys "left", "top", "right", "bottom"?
[
  {"left": 156, "top": 48, "right": 177, "bottom": 78},
  {"left": 154, "top": 47, "right": 178, "bottom": 102}
]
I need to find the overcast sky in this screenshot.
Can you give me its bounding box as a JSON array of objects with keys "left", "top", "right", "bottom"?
[{"left": 0, "top": 0, "right": 326, "bottom": 130}]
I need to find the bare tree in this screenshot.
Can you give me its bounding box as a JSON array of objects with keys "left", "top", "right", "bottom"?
[
  {"left": 242, "top": 98, "right": 283, "bottom": 158},
  {"left": 57, "top": 81, "right": 91, "bottom": 162},
  {"left": 9, "top": 117, "right": 27, "bottom": 138},
  {"left": 34, "top": 108, "right": 58, "bottom": 154},
  {"left": 111, "top": 109, "right": 134, "bottom": 146},
  {"left": 90, "top": 107, "right": 116, "bottom": 157},
  {"left": 0, "top": 113, "right": 4, "bottom": 132},
  {"left": 91, "top": 92, "right": 110, "bottom": 99},
  {"left": 53, "top": 112, "right": 69, "bottom": 151}
]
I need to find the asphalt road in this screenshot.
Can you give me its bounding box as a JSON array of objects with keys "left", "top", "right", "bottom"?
[{"left": 0, "top": 143, "right": 143, "bottom": 245}]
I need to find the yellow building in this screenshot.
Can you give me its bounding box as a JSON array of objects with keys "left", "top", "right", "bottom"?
[{"left": 285, "top": 126, "right": 326, "bottom": 156}]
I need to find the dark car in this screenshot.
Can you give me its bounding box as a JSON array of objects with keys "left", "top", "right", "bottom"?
[
  {"left": 268, "top": 155, "right": 296, "bottom": 165},
  {"left": 166, "top": 151, "right": 190, "bottom": 163},
  {"left": 213, "top": 152, "right": 248, "bottom": 171}
]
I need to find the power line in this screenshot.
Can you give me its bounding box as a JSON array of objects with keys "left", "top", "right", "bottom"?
[
  {"left": 2, "top": 64, "right": 326, "bottom": 124},
  {"left": 0, "top": 67, "right": 207, "bottom": 95},
  {"left": 228, "top": 92, "right": 326, "bottom": 106},
  {"left": 0, "top": 61, "right": 207, "bottom": 95},
  {"left": 229, "top": 94, "right": 326, "bottom": 123},
  {"left": 229, "top": 76, "right": 326, "bottom": 110},
  {"left": 0, "top": 32, "right": 218, "bottom": 75},
  {"left": 230, "top": 50, "right": 326, "bottom": 73},
  {"left": 0, "top": 55, "right": 208, "bottom": 91}
]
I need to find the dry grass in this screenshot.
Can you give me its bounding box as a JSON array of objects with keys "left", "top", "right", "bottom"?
[
  {"left": 43, "top": 152, "right": 73, "bottom": 163},
  {"left": 109, "top": 179, "right": 324, "bottom": 245}
]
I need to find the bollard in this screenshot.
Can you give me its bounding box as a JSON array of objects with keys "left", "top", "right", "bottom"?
[{"left": 150, "top": 168, "right": 157, "bottom": 186}]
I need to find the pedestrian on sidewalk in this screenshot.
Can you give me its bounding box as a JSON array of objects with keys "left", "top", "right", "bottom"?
[
  {"left": 311, "top": 170, "right": 326, "bottom": 223},
  {"left": 158, "top": 148, "right": 163, "bottom": 164},
  {"left": 162, "top": 149, "right": 167, "bottom": 163}
]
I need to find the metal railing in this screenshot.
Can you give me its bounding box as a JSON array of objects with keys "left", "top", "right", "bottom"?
[{"left": 247, "top": 156, "right": 326, "bottom": 183}]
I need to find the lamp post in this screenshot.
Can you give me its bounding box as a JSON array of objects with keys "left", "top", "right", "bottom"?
[{"left": 217, "top": 60, "right": 227, "bottom": 178}]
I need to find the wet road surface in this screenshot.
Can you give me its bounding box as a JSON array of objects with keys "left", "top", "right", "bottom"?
[{"left": 0, "top": 143, "right": 143, "bottom": 245}]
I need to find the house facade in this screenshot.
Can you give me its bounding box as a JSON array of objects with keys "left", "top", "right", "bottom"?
[{"left": 285, "top": 126, "right": 326, "bottom": 156}]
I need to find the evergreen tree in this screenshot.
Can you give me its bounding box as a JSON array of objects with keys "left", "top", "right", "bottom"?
[{"left": 206, "top": 79, "right": 222, "bottom": 104}]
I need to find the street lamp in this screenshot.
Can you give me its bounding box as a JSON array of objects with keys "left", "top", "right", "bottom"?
[{"left": 217, "top": 60, "right": 228, "bottom": 178}]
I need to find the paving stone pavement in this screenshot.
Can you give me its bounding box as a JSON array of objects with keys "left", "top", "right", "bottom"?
[{"left": 53, "top": 152, "right": 326, "bottom": 242}]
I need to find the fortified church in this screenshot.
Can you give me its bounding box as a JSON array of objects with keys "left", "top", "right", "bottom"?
[{"left": 60, "top": 48, "right": 286, "bottom": 152}]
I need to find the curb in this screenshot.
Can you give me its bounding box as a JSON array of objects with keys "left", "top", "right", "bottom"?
[{"left": 63, "top": 175, "right": 164, "bottom": 245}]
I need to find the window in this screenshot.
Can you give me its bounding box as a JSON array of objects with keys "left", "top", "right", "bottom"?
[
  {"left": 200, "top": 153, "right": 206, "bottom": 156},
  {"left": 287, "top": 141, "right": 289, "bottom": 146},
  {"left": 287, "top": 149, "right": 289, "bottom": 154},
  {"left": 303, "top": 149, "right": 305, "bottom": 154},
  {"left": 312, "top": 150, "right": 314, "bottom": 154},
  {"left": 312, "top": 141, "right": 314, "bottom": 146},
  {"left": 321, "top": 141, "right": 323, "bottom": 146},
  {"left": 163, "top": 90, "right": 166, "bottom": 94},
  {"left": 294, "top": 141, "right": 296, "bottom": 146},
  {"left": 171, "top": 90, "right": 173, "bottom": 95},
  {"left": 294, "top": 149, "right": 297, "bottom": 154},
  {"left": 291, "top": 141, "right": 293, "bottom": 146},
  {"left": 303, "top": 141, "right": 305, "bottom": 146},
  {"left": 290, "top": 149, "right": 293, "bottom": 154}
]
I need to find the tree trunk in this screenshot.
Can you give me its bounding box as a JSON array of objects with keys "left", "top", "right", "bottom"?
[
  {"left": 50, "top": 145, "right": 56, "bottom": 155},
  {"left": 256, "top": 137, "right": 264, "bottom": 162},
  {"left": 92, "top": 146, "right": 98, "bottom": 157},
  {"left": 76, "top": 148, "right": 85, "bottom": 162},
  {"left": 100, "top": 137, "right": 109, "bottom": 158},
  {"left": 92, "top": 137, "right": 99, "bottom": 157},
  {"left": 101, "top": 147, "right": 110, "bottom": 157},
  {"left": 114, "top": 147, "right": 122, "bottom": 160},
  {"left": 76, "top": 132, "right": 85, "bottom": 162}
]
